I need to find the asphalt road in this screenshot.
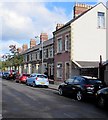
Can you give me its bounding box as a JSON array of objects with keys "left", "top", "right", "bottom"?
[{"left": 1, "top": 78, "right": 108, "bottom": 119}]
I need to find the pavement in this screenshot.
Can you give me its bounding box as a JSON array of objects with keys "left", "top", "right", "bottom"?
[
  {"left": 48, "top": 83, "right": 59, "bottom": 91},
  {"left": 48, "top": 80, "right": 62, "bottom": 91}
]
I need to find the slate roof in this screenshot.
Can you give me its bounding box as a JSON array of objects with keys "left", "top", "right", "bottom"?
[
  {"left": 21, "top": 38, "right": 53, "bottom": 54},
  {"left": 103, "top": 60, "right": 108, "bottom": 66},
  {"left": 76, "top": 61, "right": 99, "bottom": 68}
]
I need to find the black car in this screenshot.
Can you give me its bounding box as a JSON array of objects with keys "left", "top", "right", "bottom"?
[
  {"left": 58, "top": 76, "right": 105, "bottom": 101},
  {"left": 95, "top": 87, "right": 108, "bottom": 108}
]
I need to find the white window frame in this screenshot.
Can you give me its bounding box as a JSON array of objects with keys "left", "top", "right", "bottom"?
[
  {"left": 65, "top": 34, "right": 69, "bottom": 51},
  {"left": 57, "top": 37, "right": 62, "bottom": 53},
  {"left": 98, "top": 12, "right": 105, "bottom": 29}
]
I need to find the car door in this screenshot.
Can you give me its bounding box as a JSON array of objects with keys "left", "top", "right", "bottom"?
[
  {"left": 63, "top": 78, "right": 75, "bottom": 94},
  {"left": 72, "top": 77, "right": 81, "bottom": 94},
  {"left": 28, "top": 74, "right": 35, "bottom": 84}
]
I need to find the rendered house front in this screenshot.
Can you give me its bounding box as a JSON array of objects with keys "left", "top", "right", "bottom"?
[
  {"left": 54, "top": 2, "right": 107, "bottom": 82},
  {"left": 71, "top": 3, "right": 106, "bottom": 62}
]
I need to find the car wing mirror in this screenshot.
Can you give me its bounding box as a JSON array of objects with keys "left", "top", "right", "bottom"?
[{"left": 64, "top": 80, "right": 68, "bottom": 84}]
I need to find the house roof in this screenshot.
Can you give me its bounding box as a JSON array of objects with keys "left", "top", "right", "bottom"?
[
  {"left": 103, "top": 60, "right": 108, "bottom": 66},
  {"left": 76, "top": 61, "right": 99, "bottom": 68},
  {"left": 53, "top": 2, "right": 106, "bottom": 33},
  {"left": 21, "top": 38, "right": 53, "bottom": 55}
]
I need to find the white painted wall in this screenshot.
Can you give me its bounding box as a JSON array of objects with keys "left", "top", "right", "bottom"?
[
  {"left": 106, "top": 6, "right": 108, "bottom": 60},
  {"left": 71, "top": 3, "right": 106, "bottom": 62}
]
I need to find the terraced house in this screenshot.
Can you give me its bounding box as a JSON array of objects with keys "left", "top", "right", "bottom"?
[
  {"left": 53, "top": 2, "right": 107, "bottom": 82},
  {"left": 22, "top": 33, "right": 54, "bottom": 79}
]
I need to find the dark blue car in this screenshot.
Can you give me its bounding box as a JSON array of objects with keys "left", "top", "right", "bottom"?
[{"left": 95, "top": 87, "right": 108, "bottom": 108}]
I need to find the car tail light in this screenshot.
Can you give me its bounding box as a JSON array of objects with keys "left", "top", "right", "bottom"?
[
  {"left": 84, "top": 84, "right": 93, "bottom": 87},
  {"left": 36, "top": 77, "right": 38, "bottom": 80},
  {"left": 84, "top": 84, "right": 94, "bottom": 89},
  {"left": 46, "top": 79, "right": 49, "bottom": 82}
]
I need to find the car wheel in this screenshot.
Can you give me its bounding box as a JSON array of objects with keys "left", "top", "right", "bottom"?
[
  {"left": 58, "top": 88, "right": 63, "bottom": 96},
  {"left": 26, "top": 80, "right": 28, "bottom": 85},
  {"left": 32, "top": 82, "right": 36, "bottom": 87},
  {"left": 97, "top": 96, "right": 105, "bottom": 108},
  {"left": 19, "top": 80, "right": 21, "bottom": 83},
  {"left": 76, "top": 91, "right": 83, "bottom": 101}
]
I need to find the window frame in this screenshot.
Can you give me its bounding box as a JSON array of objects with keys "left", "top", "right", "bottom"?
[
  {"left": 57, "top": 63, "right": 63, "bottom": 79},
  {"left": 57, "top": 37, "right": 62, "bottom": 53},
  {"left": 97, "top": 12, "right": 105, "bottom": 29}
]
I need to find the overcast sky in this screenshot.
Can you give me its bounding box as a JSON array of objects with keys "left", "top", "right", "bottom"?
[{"left": 0, "top": 0, "right": 107, "bottom": 58}]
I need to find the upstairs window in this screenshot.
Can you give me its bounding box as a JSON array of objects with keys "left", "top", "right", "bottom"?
[
  {"left": 43, "top": 49, "right": 48, "bottom": 59},
  {"left": 98, "top": 12, "right": 105, "bottom": 29},
  {"left": 65, "top": 35, "right": 69, "bottom": 51},
  {"left": 57, "top": 38, "right": 62, "bottom": 53},
  {"left": 49, "top": 47, "right": 53, "bottom": 58},
  {"left": 27, "top": 54, "right": 29, "bottom": 61},
  {"left": 37, "top": 51, "right": 40, "bottom": 60}
]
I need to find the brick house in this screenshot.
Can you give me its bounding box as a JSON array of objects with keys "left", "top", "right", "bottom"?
[
  {"left": 21, "top": 33, "right": 54, "bottom": 79},
  {"left": 53, "top": 3, "right": 107, "bottom": 82}
]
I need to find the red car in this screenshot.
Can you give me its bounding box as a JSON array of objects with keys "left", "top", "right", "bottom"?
[{"left": 19, "top": 73, "right": 30, "bottom": 83}]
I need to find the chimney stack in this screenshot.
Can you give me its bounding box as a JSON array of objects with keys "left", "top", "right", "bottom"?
[
  {"left": 17, "top": 47, "right": 22, "bottom": 53},
  {"left": 22, "top": 44, "right": 28, "bottom": 51},
  {"left": 73, "top": 3, "right": 92, "bottom": 18},
  {"left": 56, "top": 24, "right": 64, "bottom": 30},
  {"left": 40, "top": 33, "right": 48, "bottom": 43},
  {"left": 30, "top": 39, "right": 36, "bottom": 48}
]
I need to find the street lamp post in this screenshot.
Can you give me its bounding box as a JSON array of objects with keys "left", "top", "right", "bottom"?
[
  {"left": 41, "top": 40, "right": 43, "bottom": 74},
  {"left": 35, "top": 36, "right": 44, "bottom": 74}
]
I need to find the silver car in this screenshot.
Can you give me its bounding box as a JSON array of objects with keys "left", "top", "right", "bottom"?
[{"left": 26, "top": 73, "right": 49, "bottom": 87}]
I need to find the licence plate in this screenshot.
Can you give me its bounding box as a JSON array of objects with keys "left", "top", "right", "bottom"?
[{"left": 40, "top": 82, "right": 45, "bottom": 84}]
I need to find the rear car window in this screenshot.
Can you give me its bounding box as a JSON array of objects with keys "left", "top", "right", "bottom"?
[
  {"left": 85, "top": 79, "right": 102, "bottom": 84},
  {"left": 37, "top": 75, "right": 47, "bottom": 78}
]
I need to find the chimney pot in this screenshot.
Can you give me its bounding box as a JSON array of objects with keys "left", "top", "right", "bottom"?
[
  {"left": 30, "top": 39, "right": 36, "bottom": 48},
  {"left": 74, "top": 3, "right": 92, "bottom": 18},
  {"left": 22, "top": 44, "right": 28, "bottom": 51}
]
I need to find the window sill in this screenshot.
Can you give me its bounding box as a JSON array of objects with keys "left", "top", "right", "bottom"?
[{"left": 57, "top": 52, "right": 62, "bottom": 55}]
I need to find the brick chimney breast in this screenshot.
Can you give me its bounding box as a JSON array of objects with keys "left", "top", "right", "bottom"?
[
  {"left": 74, "top": 3, "right": 92, "bottom": 18},
  {"left": 30, "top": 39, "right": 36, "bottom": 48},
  {"left": 40, "top": 33, "right": 48, "bottom": 43},
  {"left": 22, "top": 44, "right": 28, "bottom": 51}
]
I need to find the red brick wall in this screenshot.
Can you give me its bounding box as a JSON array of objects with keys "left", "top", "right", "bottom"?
[{"left": 54, "top": 30, "right": 71, "bottom": 82}]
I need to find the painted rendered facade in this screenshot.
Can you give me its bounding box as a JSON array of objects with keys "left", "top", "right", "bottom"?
[{"left": 71, "top": 3, "right": 106, "bottom": 62}]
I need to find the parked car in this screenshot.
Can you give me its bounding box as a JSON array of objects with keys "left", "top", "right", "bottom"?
[
  {"left": 95, "top": 87, "right": 108, "bottom": 108},
  {"left": 58, "top": 76, "right": 105, "bottom": 101},
  {"left": 26, "top": 73, "right": 49, "bottom": 87},
  {"left": 2, "top": 70, "right": 16, "bottom": 80},
  {"left": 2, "top": 72, "right": 10, "bottom": 79},
  {"left": 0, "top": 72, "right": 3, "bottom": 78},
  {"left": 19, "top": 73, "right": 30, "bottom": 83}
]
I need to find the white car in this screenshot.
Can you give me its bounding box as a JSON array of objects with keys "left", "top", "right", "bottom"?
[{"left": 26, "top": 73, "right": 49, "bottom": 87}]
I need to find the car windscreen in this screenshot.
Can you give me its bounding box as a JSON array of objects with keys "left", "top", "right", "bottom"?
[{"left": 37, "top": 75, "right": 47, "bottom": 78}]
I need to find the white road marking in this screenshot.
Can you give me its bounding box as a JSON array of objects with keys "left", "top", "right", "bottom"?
[{"left": 64, "top": 113, "right": 73, "bottom": 118}]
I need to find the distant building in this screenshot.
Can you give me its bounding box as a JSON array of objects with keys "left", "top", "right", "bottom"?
[{"left": 53, "top": 2, "right": 107, "bottom": 82}]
